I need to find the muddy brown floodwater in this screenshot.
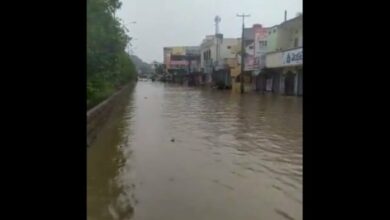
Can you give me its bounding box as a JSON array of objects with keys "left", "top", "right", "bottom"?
[{"left": 87, "top": 81, "right": 302, "bottom": 220}]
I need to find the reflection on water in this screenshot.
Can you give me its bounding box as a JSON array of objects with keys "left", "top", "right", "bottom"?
[
  {"left": 88, "top": 82, "right": 302, "bottom": 220},
  {"left": 87, "top": 85, "right": 136, "bottom": 220}
]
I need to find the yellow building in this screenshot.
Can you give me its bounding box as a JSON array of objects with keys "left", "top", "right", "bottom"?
[{"left": 229, "top": 42, "right": 254, "bottom": 93}]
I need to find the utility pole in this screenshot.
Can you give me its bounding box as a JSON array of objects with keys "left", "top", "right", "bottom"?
[
  {"left": 215, "top": 16, "right": 221, "bottom": 69},
  {"left": 237, "top": 13, "right": 250, "bottom": 94}
]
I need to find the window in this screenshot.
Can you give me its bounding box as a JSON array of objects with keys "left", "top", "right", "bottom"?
[
  {"left": 227, "top": 46, "right": 231, "bottom": 49},
  {"left": 273, "top": 29, "right": 276, "bottom": 33},
  {"left": 294, "top": 38, "right": 299, "bottom": 47},
  {"left": 259, "top": 41, "right": 267, "bottom": 47},
  {"left": 269, "top": 31, "right": 271, "bottom": 35}
]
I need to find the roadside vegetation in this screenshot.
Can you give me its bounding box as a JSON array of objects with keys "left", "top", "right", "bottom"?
[{"left": 87, "top": 0, "right": 137, "bottom": 110}]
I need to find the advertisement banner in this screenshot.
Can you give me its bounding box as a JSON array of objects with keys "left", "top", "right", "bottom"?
[
  {"left": 169, "top": 60, "right": 188, "bottom": 66},
  {"left": 171, "top": 47, "right": 185, "bottom": 55},
  {"left": 282, "top": 48, "right": 303, "bottom": 66}
]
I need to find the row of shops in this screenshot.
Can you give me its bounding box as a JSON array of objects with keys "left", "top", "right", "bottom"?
[{"left": 161, "top": 13, "right": 302, "bottom": 96}]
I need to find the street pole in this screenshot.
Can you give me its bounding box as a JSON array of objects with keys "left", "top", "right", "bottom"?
[{"left": 237, "top": 13, "right": 250, "bottom": 94}]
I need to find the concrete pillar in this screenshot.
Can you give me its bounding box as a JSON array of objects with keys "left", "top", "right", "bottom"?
[
  {"left": 298, "top": 71, "right": 303, "bottom": 95},
  {"left": 279, "top": 72, "right": 285, "bottom": 95},
  {"left": 260, "top": 74, "right": 266, "bottom": 92},
  {"left": 272, "top": 71, "right": 280, "bottom": 94},
  {"left": 294, "top": 72, "right": 298, "bottom": 95},
  {"left": 299, "top": 67, "right": 303, "bottom": 95}
]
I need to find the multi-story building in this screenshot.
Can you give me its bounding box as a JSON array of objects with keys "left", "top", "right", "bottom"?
[
  {"left": 230, "top": 24, "right": 270, "bottom": 92},
  {"left": 164, "top": 46, "right": 200, "bottom": 71},
  {"left": 161, "top": 13, "right": 302, "bottom": 94},
  {"left": 266, "top": 25, "right": 279, "bottom": 53},
  {"left": 163, "top": 46, "right": 200, "bottom": 71},
  {"left": 264, "top": 13, "right": 303, "bottom": 96},
  {"left": 163, "top": 46, "right": 201, "bottom": 83},
  {"left": 199, "top": 34, "right": 239, "bottom": 85}
]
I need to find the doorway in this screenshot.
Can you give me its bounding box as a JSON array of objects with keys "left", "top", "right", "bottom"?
[{"left": 284, "top": 71, "right": 295, "bottom": 95}]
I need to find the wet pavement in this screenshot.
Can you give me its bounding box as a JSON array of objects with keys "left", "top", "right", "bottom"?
[{"left": 87, "top": 81, "right": 302, "bottom": 220}]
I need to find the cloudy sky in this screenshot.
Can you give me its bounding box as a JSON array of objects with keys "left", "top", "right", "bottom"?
[{"left": 117, "top": 0, "right": 302, "bottom": 63}]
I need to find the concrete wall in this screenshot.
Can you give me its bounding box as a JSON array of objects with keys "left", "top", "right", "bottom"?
[
  {"left": 267, "top": 26, "right": 279, "bottom": 52},
  {"left": 200, "top": 36, "right": 216, "bottom": 71},
  {"left": 200, "top": 47, "right": 215, "bottom": 72},
  {"left": 276, "top": 15, "right": 303, "bottom": 51},
  {"left": 200, "top": 36, "right": 239, "bottom": 72},
  {"left": 87, "top": 83, "right": 133, "bottom": 147},
  {"left": 219, "top": 38, "right": 240, "bottom": 60}
]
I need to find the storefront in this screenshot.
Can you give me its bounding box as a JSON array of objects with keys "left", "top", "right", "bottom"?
[{"left": 265, "top": 47, "right": 302, "bottom": 95}]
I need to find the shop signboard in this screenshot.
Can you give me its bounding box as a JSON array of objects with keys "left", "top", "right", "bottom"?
[{"left": 282, "top": 48, "right": 303, "bottom": 66}]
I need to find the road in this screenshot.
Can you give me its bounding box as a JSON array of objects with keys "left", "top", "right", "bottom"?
[{"left": 87, "top": 81, "right": 302, "bottom": 220}]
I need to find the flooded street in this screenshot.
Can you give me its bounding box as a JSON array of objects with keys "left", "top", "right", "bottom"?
[{"left": 87, "top": 81, "right": 302, "bottom": 220}]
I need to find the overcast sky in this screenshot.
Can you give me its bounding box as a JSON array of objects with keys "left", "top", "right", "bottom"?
[{"left": 117, "top": 0, "right": 302, "bottom": 63}]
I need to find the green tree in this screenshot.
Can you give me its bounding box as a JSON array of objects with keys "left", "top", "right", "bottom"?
[{"left": 87, "top": 0, "right": 136, "bottom": 110}]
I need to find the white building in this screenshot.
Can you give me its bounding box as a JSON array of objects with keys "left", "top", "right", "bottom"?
[{"left": 199, "top": 34, "right": 239, "bottom": 83}]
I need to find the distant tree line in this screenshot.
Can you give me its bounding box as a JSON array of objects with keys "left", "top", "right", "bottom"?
[
  {"left": 130, "top": 55, "right": 153, "bottom": 75},
  {"left": 152, "top": 62, "right": 166, "bottom": 75},
  {"left": 87, "top": 0, "right": 137, "bottom": 110}
]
